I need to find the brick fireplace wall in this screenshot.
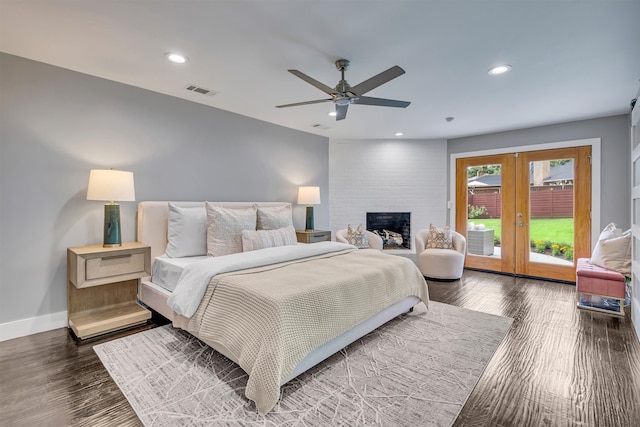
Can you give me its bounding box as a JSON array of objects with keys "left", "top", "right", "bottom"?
[{"left": 329, "top": 138, "right": 448, "bottom": 252}]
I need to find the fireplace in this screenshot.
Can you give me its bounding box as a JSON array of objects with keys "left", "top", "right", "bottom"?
[{"left": 366, "top": 212, "right": 411, "bottom": 250}]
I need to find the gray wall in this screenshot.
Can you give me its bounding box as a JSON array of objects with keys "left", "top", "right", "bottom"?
[
  {"left": 0, "top": 53, "right": 328, "bottom": 325},
  {"left": 448, "top": 115, "right": 630, "bottom": 228}
]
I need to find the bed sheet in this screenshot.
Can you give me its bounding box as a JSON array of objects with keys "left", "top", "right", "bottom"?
[{"left": 151, "top": 254, "right": 209, "bottom": 292}]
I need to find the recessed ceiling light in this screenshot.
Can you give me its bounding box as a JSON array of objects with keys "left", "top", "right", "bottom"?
[
  {"left": 328, "top": 111, "right": 337, "bottom": 117},
  {"left": 488, "top": 65, "right": 511, "bottom": 75},
  {"left": 395, "top": 132, "right": 404, "bottom": 136},
  {"left": 166, "top": 53, "right": 188, "bottom": 64}
]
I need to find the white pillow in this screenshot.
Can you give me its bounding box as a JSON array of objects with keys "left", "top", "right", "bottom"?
[
  {"left": 206, "top": 203, "right": 257, "bottom": 256},
  {"left": 590, "top": 223, "right": 631, "bottom": 275},
  {"left": 598, "top": 222, "right": 622, "bottom": 241},
  {"left": 241, "top": 226, "right": 297, "bottom": 252},
  {"left": 165, "top": 203, "right": 207, "bottom": 258},
  {"left": 256, "top": 204, "right": 293, "bottom": 230}
]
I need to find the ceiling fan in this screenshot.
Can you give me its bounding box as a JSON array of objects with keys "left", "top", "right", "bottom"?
[{"left": 276, "top": 59, "right": 410, "bottom": 121}]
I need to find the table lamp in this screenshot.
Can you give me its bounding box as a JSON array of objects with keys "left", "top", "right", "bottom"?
[
  {"left": 87, "top": 169, "right": 136, "bottom": 247},
  {"left": 297, "top": 186, "right": 321, "bottom": 231}
]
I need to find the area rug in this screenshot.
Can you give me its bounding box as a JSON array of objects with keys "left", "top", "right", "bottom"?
[{"left": 94, "top": 301, "right": 512, "bottom": 426}]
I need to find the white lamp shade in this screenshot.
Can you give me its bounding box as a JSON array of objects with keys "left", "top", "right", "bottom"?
[
  {"left": 87, "top": 169, "right": 136, "bottom": 202},
  {"left": 297, "top": 186, "right": 321, "bottom": 205}
]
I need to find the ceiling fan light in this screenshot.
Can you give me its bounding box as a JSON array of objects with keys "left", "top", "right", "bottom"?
[
  {"left": 488, "top": 65, "right": 511, "bottom": 75},
  {"left": 166, "top": 52, "right": 188, "bottom": 64}
]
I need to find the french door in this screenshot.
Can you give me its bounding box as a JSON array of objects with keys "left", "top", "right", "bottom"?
[{"left": 456, "top": 146, "right": 591, "bottom": 282}]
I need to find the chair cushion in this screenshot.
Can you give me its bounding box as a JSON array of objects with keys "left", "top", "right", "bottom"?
[
  {"left": 417, "top": 247, "right": 465, "bottom": 279},
  {"left": 576, "top": 258, "right": 625, "bottom": 299}
]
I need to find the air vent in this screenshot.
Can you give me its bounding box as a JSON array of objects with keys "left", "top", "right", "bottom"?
[
  {"left": 311, "top": 124, "right": 330, "bottom": 130},
  {"left": 185, "top": 84, "right": 216, "bottom": 96}
]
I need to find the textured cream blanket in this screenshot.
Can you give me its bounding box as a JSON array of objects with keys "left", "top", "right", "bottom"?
[{"left": 174, "top": 248, "right": 429, "bottom": 413}]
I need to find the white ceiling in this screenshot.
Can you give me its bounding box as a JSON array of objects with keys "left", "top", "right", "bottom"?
[{"left": 1, "top": 0, "right": 639, "bottom": 140}]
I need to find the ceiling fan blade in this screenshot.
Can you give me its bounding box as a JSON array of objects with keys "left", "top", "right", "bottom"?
[
  {"left": 288, "top": 70, "right": 338, "bottom": 95},
  {"left": 354, "top": 96, "right": 410, "bottom": 108},
  {"left": 335, "top": 103, "right": 349, "bottom": 121},
  {"left": 350, "top": 65, "right": 406, "bottom": 96},
  {"left": 276, "top": 98, "right": 333, "bottom": 108}
]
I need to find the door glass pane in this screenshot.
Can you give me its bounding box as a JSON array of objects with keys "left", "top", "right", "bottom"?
[
  {"left": 467, "top": 164, "right": 501, "bottom": 258},
  {"left": 528, "top": 159, "right": 573, "bottom": 265}
]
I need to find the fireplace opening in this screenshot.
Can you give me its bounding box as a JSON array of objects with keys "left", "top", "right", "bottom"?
[{"left": 366, "top": 212, "right": 411, "bottom": 250}]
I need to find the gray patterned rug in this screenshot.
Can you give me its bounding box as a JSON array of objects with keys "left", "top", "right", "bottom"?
[{"left": 94, "top": 301, "right": 512, "bottom": 426}]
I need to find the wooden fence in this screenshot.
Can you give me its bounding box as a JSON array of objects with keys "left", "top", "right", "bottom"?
[{"left": 468, "top": 188, "right": 573, "bottom": 218}]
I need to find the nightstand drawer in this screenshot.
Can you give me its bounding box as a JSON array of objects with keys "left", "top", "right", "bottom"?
[
  {"left": 307, "top": 232, "right": 330, "bottom": 243},
  {"left": 86, "top": 252, "right": 145, "bottom": 280},
  {"left": 296, "top": 230, "right": 331, "bottom": 243},
  {"left": 68, "top": 242, "right": 151, "bottom": 289}
]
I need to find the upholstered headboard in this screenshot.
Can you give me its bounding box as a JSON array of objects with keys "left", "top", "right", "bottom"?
[{"left": 137, "top": 201, "right": 291, "bottom": 265}]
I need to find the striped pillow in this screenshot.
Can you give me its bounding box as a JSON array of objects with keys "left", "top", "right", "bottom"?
[{"left": 242, "top": 226, "right": 298, "bottom": 252}]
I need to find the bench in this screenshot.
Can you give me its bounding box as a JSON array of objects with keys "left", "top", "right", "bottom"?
[{"left": 575, "top": 257, "right": 626, "bottom": 317}]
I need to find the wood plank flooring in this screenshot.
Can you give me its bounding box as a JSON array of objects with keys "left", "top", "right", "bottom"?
[{"left": 1, "top": 270, "right": 639, "bottom": 426}]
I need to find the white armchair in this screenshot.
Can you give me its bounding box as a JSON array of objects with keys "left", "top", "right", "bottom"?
[
  {"left": 336, "top": 228, "right": 384, "bottom": 250},
  {"left": 415, "top": 229, "right": 466, "bottom": 280}
]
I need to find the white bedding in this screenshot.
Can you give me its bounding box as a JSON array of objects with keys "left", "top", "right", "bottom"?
[
  {"left": 172, "top": 245, "right": 429, "bottom": 412},
  {"left": 168, "top": 241, "right": 355, "bottom": 317},
  {"left": 151, "top": 255, "right": 209, "bottom": 292}
]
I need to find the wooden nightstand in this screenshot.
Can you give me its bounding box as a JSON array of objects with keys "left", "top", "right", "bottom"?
[
  {"left": 296, "top": 230, "right": 331, "bottom": 243},
  {"left": 67, "top": 242, "right": 151, "bottom": 339}
]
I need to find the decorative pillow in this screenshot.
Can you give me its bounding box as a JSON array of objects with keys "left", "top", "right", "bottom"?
[
  {"left": 346, "top": 224, "right": 370, "bottom": 249},
  {"left": 426, "top": 223, "right": 453, "bottom": 249},
  {"left": 590, "top": 224, "right": 631, "bottom": 275},
  {"left": 241, "top": 225, "right": 297, "bottom": 252},
  {"left": 206, "top": 203, "right": 257, "bottom": 256},
  {"left": 597, "top": 222, "right": 622, "bottom": 241},
  {"left": 256, "top": 204, "right": 293, "bottom": 230},
  {"left": 165, "top": 203, "right": 207, "bottom": 258}
]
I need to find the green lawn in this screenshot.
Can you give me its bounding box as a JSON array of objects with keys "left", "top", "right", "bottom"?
[{"left": 471, "top": 218, "right": 574, "bottom": 246}]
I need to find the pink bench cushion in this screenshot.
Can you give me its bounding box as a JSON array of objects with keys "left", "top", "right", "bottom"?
[{"left": 576, "top": 258, "right": 626, "bottom": 299}]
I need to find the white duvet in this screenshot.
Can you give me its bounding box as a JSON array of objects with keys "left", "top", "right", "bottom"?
[
  {"left": 167, "top": 241, "right": 356, "bottom": 318},
  {"left": 171, "top": 244, "right": 429, "bottom": 412}
]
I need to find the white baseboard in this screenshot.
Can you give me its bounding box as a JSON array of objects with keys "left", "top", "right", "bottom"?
[{"left": 0, "top": 311, "right": 68, "bottom": 342}]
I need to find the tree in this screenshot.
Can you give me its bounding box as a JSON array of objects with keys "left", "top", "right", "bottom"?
[{"left": 467, "top": 164, "right": 501, "bottom": 179}]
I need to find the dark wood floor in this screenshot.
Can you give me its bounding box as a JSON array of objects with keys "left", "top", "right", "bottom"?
[{"left": 1, "top": 270, "right": 639, "bottom": 426}]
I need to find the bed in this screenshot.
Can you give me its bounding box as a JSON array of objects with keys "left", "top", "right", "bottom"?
[{"left": 136, "top": 201, "right": 429, "bottom": 413}]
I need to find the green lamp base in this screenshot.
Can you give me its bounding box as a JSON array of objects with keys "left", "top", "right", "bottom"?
[
  {"left": 103, "top": 203, "right": 122, "bottom": 247},
  {"left": 305, "top": 205, "right": 314, "bottom": 231}
]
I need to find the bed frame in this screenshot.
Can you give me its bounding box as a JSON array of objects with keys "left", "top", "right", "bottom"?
[{"left": 136, "top": 201, "right": 420, "bottom": 384}]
